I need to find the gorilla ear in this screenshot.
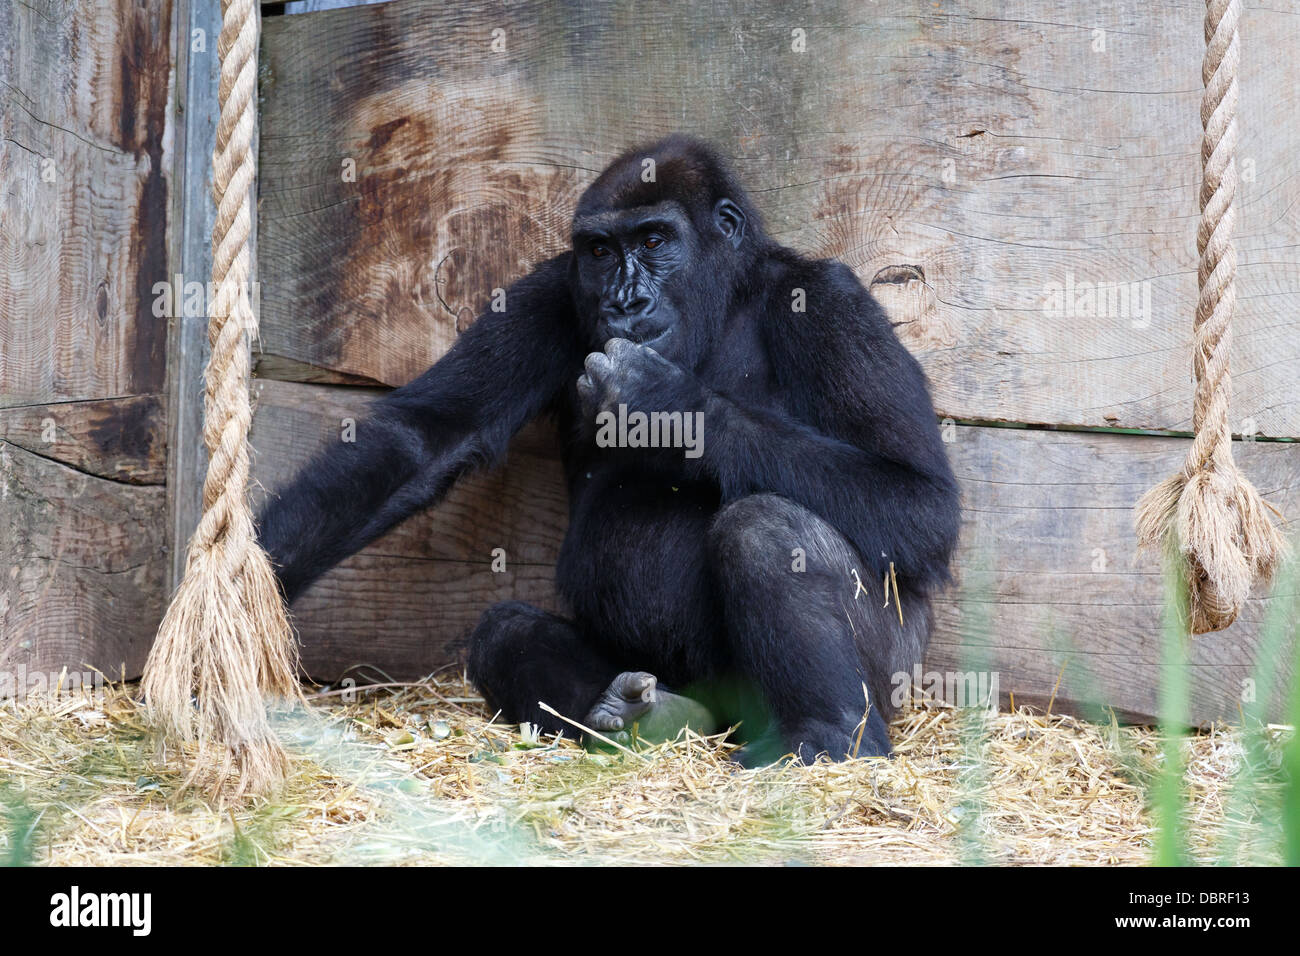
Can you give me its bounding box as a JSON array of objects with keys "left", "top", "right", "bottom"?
[{"left": 712, "top": 198, "right": 746, "bottom": 249}]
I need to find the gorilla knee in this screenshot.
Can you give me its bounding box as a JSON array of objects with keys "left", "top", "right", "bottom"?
[
  {"left": 710, "top": 494, "right": 797, "bottom": 566},
  {"left": 468, "top": 601, "right": 543, "bottom": 677},
  {"left": 475, "top": 600, "right": 546, "bottom": 632},
  {"left": 710, "top": 493, "right": 856, "bottom": 579}
]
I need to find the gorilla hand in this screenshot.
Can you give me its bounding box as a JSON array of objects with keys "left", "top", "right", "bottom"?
[{"left": 577, "top": 337, "right": 702, "bottom": 418}]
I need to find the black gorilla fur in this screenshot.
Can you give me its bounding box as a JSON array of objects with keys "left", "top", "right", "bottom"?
[{"left": 258, "top": 136, "right": 960, "bottom": 763}]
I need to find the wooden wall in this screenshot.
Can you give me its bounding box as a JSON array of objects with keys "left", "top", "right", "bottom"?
[
  {"left": 249, "top": 0, "right": 1299, "bottom": 723},
  {"left": 0, "top": 0, "right": 174, "bottom": 680},
  {"left": 5, "top": 0, "right": 1295, "bottom": 723}
]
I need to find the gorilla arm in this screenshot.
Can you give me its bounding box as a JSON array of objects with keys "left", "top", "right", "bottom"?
[
  {"left": 698, "top": 389, "right": 960, "bottom": 588},
  {"left": 257, "top": 255, "right": 578, "bottom": 604}
]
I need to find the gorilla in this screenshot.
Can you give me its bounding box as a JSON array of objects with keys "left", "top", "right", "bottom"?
[{"left": 257, "top": 135, "right": 960, "bottom": 764}]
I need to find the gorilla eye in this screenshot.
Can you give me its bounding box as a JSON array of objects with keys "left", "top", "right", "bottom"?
[
  {"left": 591, "top": 244, "right": 610, "bottom": 259},
  {"left": 643, "top": 236, "right": 664, "bottom": 249}
]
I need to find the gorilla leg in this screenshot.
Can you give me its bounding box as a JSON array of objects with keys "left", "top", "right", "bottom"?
[
  {"left": 467, "top": 602, "right": 714, "bottom": 743},
  {"left": 467, "top": 602, "right": 621, "bottom": 737},
  {"left": 709, "top": 494, "right": 930, "bottom": 763}
]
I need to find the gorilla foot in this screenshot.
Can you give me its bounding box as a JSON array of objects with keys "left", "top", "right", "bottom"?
[
  {"left": 736, "top": 709, "right": 893, "bottom": 767},
  {"left": 585, "top": 671, "right": 658, "bottom": 732},
  {"left": 583, "top": 671, "right": 715, "bottom": 746}
]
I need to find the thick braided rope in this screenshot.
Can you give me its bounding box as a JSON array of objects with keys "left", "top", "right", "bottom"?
[
  {"left": 199, "top": 0, "right": 258, "bottom": 560},
  {"left": 1189, "top": 0, "right": 1239, "bottom": 477},
  {"left": 1136, "top": 0, "right": 1286, "bottom": 633},
  {"left": 142, "top": 0, "right": 299, "bottom": 796}
]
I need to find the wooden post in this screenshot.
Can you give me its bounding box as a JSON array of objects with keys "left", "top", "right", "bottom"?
[{"left": 166, "top": 0, "right": 260, "bottom": 592}]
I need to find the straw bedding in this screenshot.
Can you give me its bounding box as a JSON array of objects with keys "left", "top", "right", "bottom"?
[{"left": 0, "top": 674, "right": 1285, "bottom": 866}]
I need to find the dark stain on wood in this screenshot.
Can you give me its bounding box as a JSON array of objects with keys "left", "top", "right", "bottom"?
[
  {"left": 870, "top": 264, "right": 926, "bottom": 286},
  {"left": 120, "top": 0, "right": 171, "bottom": 397},
  {"left": 95, "top": 280, "right": 110, "bottom": 325},
  {"left": 0, "top": 394, "right": 166, "bottom": 485},
  {"left": 87, "top": 392, "right": 161, "bottom": 469},
  {"left": 368, "top": 115, "right": 409, "bottom": 150},
  {"left": 254, "top": 353, "right": 390, "bottom": 388}
]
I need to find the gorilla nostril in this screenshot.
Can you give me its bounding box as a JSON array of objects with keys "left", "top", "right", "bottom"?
[{"left": 607, "top": 298, "right": 650, "bottom": 319}]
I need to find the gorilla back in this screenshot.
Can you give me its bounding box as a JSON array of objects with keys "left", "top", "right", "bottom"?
[{"left": 257, "top": 135, "right": 960, "bottom": 764}]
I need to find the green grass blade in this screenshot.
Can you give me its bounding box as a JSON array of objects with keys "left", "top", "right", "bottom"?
[{"left": 1152, "top": 568, "right": 1190, "bottom": 867}]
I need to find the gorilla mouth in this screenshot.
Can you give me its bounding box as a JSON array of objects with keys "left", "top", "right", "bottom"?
[{"left": 636, "top": 328, "right": 671, "bottom": 350}]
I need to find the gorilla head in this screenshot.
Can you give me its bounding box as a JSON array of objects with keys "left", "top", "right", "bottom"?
[{"left": 568, "top": 136, "right": 768, "bottom": 368}]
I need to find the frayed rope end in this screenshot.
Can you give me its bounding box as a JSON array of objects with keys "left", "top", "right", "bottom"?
[
  {"left": 1135, "top": 465, "right": 1288, "bottom": 634},
  {"left": 141, "top": 542, "right": 302, "bottom": 800}
]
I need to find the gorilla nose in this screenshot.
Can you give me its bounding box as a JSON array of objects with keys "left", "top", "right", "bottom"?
[{"left": 606, "top": 295, "right": 653, "bottom": 319}]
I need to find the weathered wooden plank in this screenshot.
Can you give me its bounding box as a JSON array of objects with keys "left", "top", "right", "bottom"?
[
  {"left": 0, "top": 442, "right": 166, "bottom": 679},
  {"left": 253, "top": 353, "right": 386, "bottom": 387},
  {"left": 284, "top": 556, "right": 556, "bottom": 682},
  {"left": 251, "top": 377, "right": 1298, "bottom": 721},
  {"left": 931, "top": 427, "right": 1299, "bottom": 725},
  {"left": 0, "top": 395, "right": 165, "bottom": 485},
  {"left": 164, "top": 0, "right": 233, "bottom": 592},
  {"left": 257, "top": 0, "right": 1300, "bottom": 437},
  {"left": 0, "top": 0, "right": 173, "bottom": 408},
  {"left": 0, "top": 0, "right": 174, "bottom": 677}
]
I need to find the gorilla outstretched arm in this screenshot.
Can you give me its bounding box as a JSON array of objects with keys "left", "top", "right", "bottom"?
[{"left": 257, "top": 255, "right": 578, "bottom": 603}]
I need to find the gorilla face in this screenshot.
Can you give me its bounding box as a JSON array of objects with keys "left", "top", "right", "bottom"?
[{"left": 570, "top": 198, "right": 747, "bottom": 368}]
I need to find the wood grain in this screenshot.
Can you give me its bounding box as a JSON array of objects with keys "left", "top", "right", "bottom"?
[
  {"left": 164, "top": 0, "right": 223, "bottom": 593},
  {"left": 0, "top": 0, "right": 173, "bottom": 408},
  {"left": 251, "top": 378, "right": 1299, "bottom": 722},
  {"left": 258, "top": 0, "right": 1300, "bottom": 437},
  {"left": 932, "top": 426, "right": 1299, "bottom": 725},
  {"left": 0, "top": 395, "right": 165, "bottom": 485},
  {"left": 0, "top": 442, "right": 166, "bottom": 679},
  {"left": 0, "top": 0, "right": 174, "bottom": 675}
]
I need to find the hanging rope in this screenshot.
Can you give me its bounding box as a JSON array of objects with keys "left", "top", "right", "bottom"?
[
  {"left": 143, "top": 0, "right": 300, "bottom": 796},
  {"left": 1135, "top": 0, "right": 1286, "bottom": 633}
]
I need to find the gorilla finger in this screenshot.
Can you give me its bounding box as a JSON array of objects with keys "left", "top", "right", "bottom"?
[
  {"left": 604, "top": 337, "right": 635, "bottom": 358},
  {"left": 584, "top": 351, "right": 613, "bottom": 377}
]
